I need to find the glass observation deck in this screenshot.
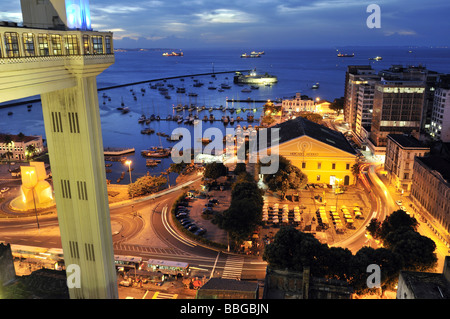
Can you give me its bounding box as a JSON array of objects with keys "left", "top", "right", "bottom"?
[{"left": 0, "top": 22, "right": 114, "bottom": 64}]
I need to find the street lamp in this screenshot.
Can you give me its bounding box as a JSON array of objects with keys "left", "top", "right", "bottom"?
[
  {"left": 25, "top": 170, "right": 40, "bottom": 229},
  {"left": 125, "top": 160, "right": 132, "bottom": 184}
]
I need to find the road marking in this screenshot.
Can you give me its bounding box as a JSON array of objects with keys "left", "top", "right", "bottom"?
[
  {"left": 161, "top": 205, "right": 197, "bottom": 248},
  {"left": 152, "top": 292, "right": 178, "bottom": 299},
  {"left": 222, "top": 255, "right": 244, "bottom": 280}
]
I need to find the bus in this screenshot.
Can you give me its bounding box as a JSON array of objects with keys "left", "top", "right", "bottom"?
[
  {"left": 144, "top": 259, "right": 190, "bottom": 277},
  {"left": 114, "top": 255, "right": 143, "bottom": 271}
]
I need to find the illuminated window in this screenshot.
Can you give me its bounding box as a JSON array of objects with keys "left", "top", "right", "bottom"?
[
  {"left": 4, "top": 32, "right": 20, "bottom": 57},
  {"left": 64, "top": 35, "right": 79, "bottom": 55},
  {"left": 91, "top": 36, "right": 103, "bottom": 54},
  {"left": 317, "top": 162, "right": 321, "bottom": 169},
  {"left": 105, "top": 36, "right": 112, "bottom": 54},
  {"left": 83, "top": 35, "right": 90, "bottom": 54},
  {"left": 316, "top": 175, "right": 321, "bottom": 181},
  {"left": 51, "top": 35, "right": 62, "bottom": 55},
  {"left": 38, "top": 34, "right": 49, "bottom": 56},
  {"left": 23, "top": 33, "right": 36, "bottom": 56}
]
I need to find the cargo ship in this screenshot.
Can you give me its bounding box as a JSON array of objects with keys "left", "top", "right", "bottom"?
[
  {"left": 337, "top": 52, "right": 355, "bottom": 57},
  {"left": 234, "top": 69, "right": 277, "bottom": 85},
  {"left": 163, "top": 51, "right": 184, "bottom": 57}
]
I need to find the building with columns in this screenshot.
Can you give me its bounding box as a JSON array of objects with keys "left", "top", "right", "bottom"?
[{"left": 0, "top": 0, "right": 117, "bottom": 299}]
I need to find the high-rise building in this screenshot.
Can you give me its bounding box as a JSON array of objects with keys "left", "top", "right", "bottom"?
[
  {"left": 378, "top": 65, "right": 441, "bottom": 135},
  {"left": 430, "top": 75, "right": 450, "bottom": 142},
  {"left": 368, "top": 79, "right": 426, "bottom": 158},
  {"left": 343, "top": 65, "right": 379, "bottom": 133},
  {"left": 0, "top": 0, "right": 117, "bottom": 299},
  {"left": 354, "top": 79, "right": 378, "bottom": 145}
]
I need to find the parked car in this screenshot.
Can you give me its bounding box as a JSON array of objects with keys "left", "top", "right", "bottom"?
[
  {"left": 187, "top": 225, "right": 198, "bottom": 232},
  {"left": 176, "top": 212, "right": 189, "bottom": 219},
  {"left": 209, "top": 199, "right": 219, "bottom": 205},
  {"left": 395, "top": 200, "right": 403, "bottom": 206},
  {"left": 1, "top": 187, "right": 9, "bottom": 193},
  {"left": 194, "top": 228, "right": 206, "bottom": 236}
]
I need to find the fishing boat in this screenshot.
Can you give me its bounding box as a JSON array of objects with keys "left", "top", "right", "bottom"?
[
  {"left": 312, "top": 82, "right": 320, "bottom": 89},
  {"left": 121, "top": 107, "right": 130, "bottom": 114},
  {"left": 369, "top": 56, "right": 383, "bottom": 61}
]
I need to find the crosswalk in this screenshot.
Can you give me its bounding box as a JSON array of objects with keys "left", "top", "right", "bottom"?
[
  {"left": 152, "top": 291, "right": 178, "bottom": 299},
  {"left": 222, "top": 255, "right": 244, "bottom": 280}
]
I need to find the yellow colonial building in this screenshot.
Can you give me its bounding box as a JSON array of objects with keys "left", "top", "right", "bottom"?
[{"left": 264, "top": 117, "right": 359, "bottom": 186}]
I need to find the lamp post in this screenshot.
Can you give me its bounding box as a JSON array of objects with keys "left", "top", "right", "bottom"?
[
  {"left": 26, "top": 170, "right": 40, "bottom": 229},
  {"left": 125, "top": 160, "right": 133, "bottom": 199}
]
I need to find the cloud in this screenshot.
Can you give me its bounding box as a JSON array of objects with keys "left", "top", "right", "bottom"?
[
  {"left": 384, "top": 30, "right": 417, "bottom": 36},
  {"left": 194, "top": 9, "right": 258, "bottom": 24}
]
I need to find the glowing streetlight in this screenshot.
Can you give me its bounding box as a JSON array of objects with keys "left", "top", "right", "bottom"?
[{"left": 125, "top": 160, "right": 132, "bottom": 184}]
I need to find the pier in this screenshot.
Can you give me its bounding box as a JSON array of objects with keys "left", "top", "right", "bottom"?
[
  {"left": 97, "top": 70, "right": 252, "bottom": 91},
  {"left": 0, "top": 70, "right": 252, "bottom": 108}
]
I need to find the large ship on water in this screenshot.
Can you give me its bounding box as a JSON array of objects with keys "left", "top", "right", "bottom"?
[
  {"left": 240, "top": 51, "right": 264, "bottom": 58},
  {"left": 163, "top": 51, "right": 184, "bottom": 57},
  {"left": 234, "top": 69, "right": 277, "bottom": 85},
  {"left": 337, "top": 52, "right": 355, "bottom": 57}
]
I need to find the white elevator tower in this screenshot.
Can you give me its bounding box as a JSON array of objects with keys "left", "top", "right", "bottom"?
[{"left": 0, "top": 0, "right": 118, "bottom": 298}]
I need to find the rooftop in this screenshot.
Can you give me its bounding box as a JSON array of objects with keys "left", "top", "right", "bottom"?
[
  {"left": 265, "top": 116, "right": 358, "bottom": 155},
  {"left": 388, "top": 134, "right": 430, "bottom": 149},
  {"left": 416, "top": 155, "right": 450, "bottom": 183},
  {"left": 199, "top": 278, "right": 258, "bottom": 292},
  {"left": 0, "top": 133, "right": 41, "bottom": 144},
  {"left": 400, "top": 270, "right": 450, "bottom": 299}
]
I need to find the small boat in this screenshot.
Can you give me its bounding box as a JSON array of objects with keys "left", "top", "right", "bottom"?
[
  {"left": 369, "top": 56, "right": 383, "bottom": 61},
  {"left": 146, "top": 159, "right": 161, "bottom": 167},
  {"left": 7, "top": 111, "right": 13, "bottom": 116},
  {"left": 312, "top": 82, "right": 320, "bottom": 89},
  {"left": 203, "top": 115, "right": 208, "bottom": 121},
  {"left": 208, "top": 86, "right": 216, "bottom": 90},
  {"left": 141, "top": 147, "right": 171, "bottom": 158},
  {"left": 209, "top": 114, "right": 215, "bottom": 121},
  {"left": 138, "top": 114, "right": 146, "bottom": 123},
  {"left": 121, "top": 107, "right": 130, "bottom": 114},
  {"left": 241, "top": 87, "right": 252, "bottom": 93},
  {"left": 141, "top": 128, "right": 155, "bottom": 135}
]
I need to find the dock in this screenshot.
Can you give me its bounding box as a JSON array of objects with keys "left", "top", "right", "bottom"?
[{"left": 104, "top": 147, "right": 135, "bottom": 156}]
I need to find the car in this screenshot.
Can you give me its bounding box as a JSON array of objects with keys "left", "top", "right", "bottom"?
[
  {"left": 1, "top": 187, "right": 9, "bottom": 193},
  {"left": 181, "top": 219, "right": 192, "bottom": 226},
  {"left": 209, "top": 199, "right": 219, "bottom": 204},
  {"left": 395, "top": 200, "right": 403, "bottom": 206},
  {"left": 176, "top": 212, "right": 189, "bottom": 219},
  {"left": 184, "top": 222, "right": 195, "bottom": 229},
  {"left": 188, "top": 225, "right": 198, "bottom": 232},
  {"left": 400, "top": 206, "right": 407, "bottom": 211},
  {"left": 205, "top": 203, "right": 214, "bottom": 208},
  {"left": 202, "top": 208, "right": 213, "bottom": 214},
  {"left": 194, "top": 228, "right": 207, "bottom": 236}
]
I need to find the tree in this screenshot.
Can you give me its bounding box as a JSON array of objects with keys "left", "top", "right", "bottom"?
[
  {"left": 26, "top": 144, "right": 36, "bottom": 160},
  {"left": 128, "top": 175, "right": 167, "bottom": 197},
  {"left": 262, "top": 156, "right": 307, "bottom": 199},
  {"left": 330, "top": 97, "right": 344, "bottom": 116},
  {"left": 168, "top": 162, "right": 187, "bottom": 175},
  {"left": 203, "top": 162, "right": 227, "bottom": 180},
  {"left": 233, "top": 163, "right": 247, "bottom": 175}
]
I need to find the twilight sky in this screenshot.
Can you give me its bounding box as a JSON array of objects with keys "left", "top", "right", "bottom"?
[{"left": 1, "top": 0, "right": 450, "bottom": 49}]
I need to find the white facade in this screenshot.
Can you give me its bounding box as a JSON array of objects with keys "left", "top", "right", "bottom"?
[
  {"left": 282, "top": 93, "right": 316, "bottom": 113},
  {"left": 0, "top": 134, "right": 44, "bottom": 161},
  {"left": 430, "top": 87, "right": 450, "bottom": 142}
]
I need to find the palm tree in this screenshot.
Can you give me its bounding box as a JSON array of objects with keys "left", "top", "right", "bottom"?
[
  {"left": 26, "top": 144, "right": 36, "bottom": 161},
  {"left": 2, "top": 135, "right": 13, "bottom": 167}
]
